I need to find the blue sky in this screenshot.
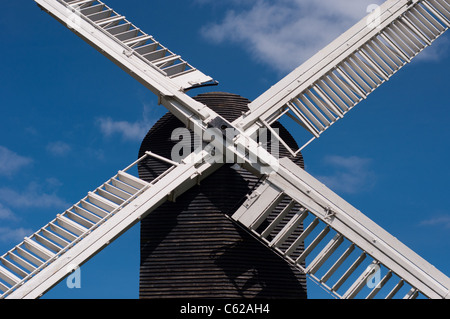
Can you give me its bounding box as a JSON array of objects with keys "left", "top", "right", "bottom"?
[{"left": 0, "top": 0, "right": 449, "bottom": 299}]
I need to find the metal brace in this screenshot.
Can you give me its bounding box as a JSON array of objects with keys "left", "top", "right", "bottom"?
[
  {"left": 123, "top": 49, "right": 134, "bottom": 58},
  {"left": 168, "top": 190, "right": 178, "bottom": 202},
  {"left": 324, "top": 206, "right": 336, "bottom": 221},
  {"left": 243, "top": 191, "right": 261, "bottom": 209}
]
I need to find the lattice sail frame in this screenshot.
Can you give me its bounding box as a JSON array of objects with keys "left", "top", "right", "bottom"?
[
  {"left": 0, "top": 0, "right": 448, "bottom": 299},
  {"left": 234, "top": 0, "right": 450, "bottom": 155}
]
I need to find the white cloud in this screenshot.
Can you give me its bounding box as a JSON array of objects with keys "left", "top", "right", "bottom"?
[
  {"left": 414, "top": 36, "right": 450, "bottom": 62},
  {"left": 0, "top": 227, "right": 33, "bottom": 243},
  {"left": 0, "top": 182, "right": 68, "bottom": 210},
  {"left": 97, "top": 105, "right": 156, "bottom": 141},
  {"left": 315, "top": 155, "right": 375, "bottom": 194},
  {"left": 0, "top": 180, "right": 67, "bottom": 243},
  {"left": 0, "top": 146, "right": 33, "bottom": 177},
  {"left": 46, "top": 141, "right": 71, "bottom": 157},
  {"left": 420, "top": 215, "right": 450, "bottom": 229},
  {"left": 0, "top": 203, "right": 16, "bottom": 221},
  {"left": 98, "top": 117, "right": 151, "bottom": 141},
  {"left": 200, "top": 0, "right": 392, "bottom": 73},
  {"left": 45, "top": 177, "right": 63, "bottom": 189}
]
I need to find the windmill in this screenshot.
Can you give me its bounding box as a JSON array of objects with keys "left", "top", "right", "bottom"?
[{"left": 0, "top": 0, "right": 449, "bottom": 299}]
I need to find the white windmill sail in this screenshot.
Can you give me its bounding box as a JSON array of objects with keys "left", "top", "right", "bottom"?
[
  {"left": 0, "top": 0, "right": 235, "bottom": 299},
  {"left": 34, "top": 0, "right": 223, "bottom": 132},
  {"left": 228, "top": 0, "right": 450, "bottom": 299},
  {"left": 0, "top": 0, "right": 448, "bottom": 299},
  {"left": 232, "top": 158, "right": 450, "bottom": 299},
  {"left": 47, "top": 0, "right": 216, "bottom": 91},
  {"left": 1, "top": 151, "right": 219, "bottom": 299},
  {"left": 234, "top": 0, "right": 449, "bottom": 155}
]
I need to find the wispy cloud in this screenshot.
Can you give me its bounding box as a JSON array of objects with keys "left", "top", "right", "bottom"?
[
  {"left": 46, "top": 141, "right": 71, "bottom": 157},
  {"left": 414, "top": 36, "right": 450, "bottom": 62},
  {"left": 0, "top": 227, "right": 33, "bottom": 243},
  {"left": 0, "top": 179, "right": 67, "bottom": 243},
  {"left": 419, "top": 215, "right": 450, "bottom": 229},
  {"left": 0, "top": 146, "right": 33, "bottom": 177},
  {"left": 97, "top": 105, "right": 156, "bottom": 142},
  {"left": 0, "top": 203, "right": 16, "bottom": 221},
  {"left": 315, "top": 155, "right": 375, "bottom": 195},
  {"left": 0, "top": 147, "right": 67, "bottom": 244},
  {"left": 202, "top": 0, "right": 441, "bottom": 73},
  {"left": 0, "top": 182, "right": 68, "bottom": 210},
  {"left": 98, "top": 117, "right": 151, "bottom": 141}
]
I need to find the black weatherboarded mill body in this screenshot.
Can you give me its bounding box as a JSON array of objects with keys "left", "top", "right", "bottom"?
[{"left": 137, "top": 92, "right": 307, "bottom": 298}]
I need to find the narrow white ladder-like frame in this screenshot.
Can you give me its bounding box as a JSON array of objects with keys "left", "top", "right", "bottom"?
[
  {"left": 232, "top": 158, "right": 450, "bottom": 299},
  {"left": 34, "top": 0, "right": 227, "bottom": 133},
  {"left": 0, "top": 151, "right": 217, "bottom": 299},
  {"left": 16, "top": 0, "right": 448, "bottom": 300},
  {"left": 59, "top": 0, "right": 215, "bottom": 90},
  {"left": 234, "top": 0, "right": 449, "bottom": 155}
]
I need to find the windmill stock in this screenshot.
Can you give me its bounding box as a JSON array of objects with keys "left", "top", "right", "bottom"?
[{"left": 0, "top": 0, "right": 449, "bottom": 299}]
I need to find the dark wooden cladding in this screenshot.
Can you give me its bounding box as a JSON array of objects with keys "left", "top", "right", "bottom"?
[{"left": 138, "top": 92, "right": 307, "bottom": 298}]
